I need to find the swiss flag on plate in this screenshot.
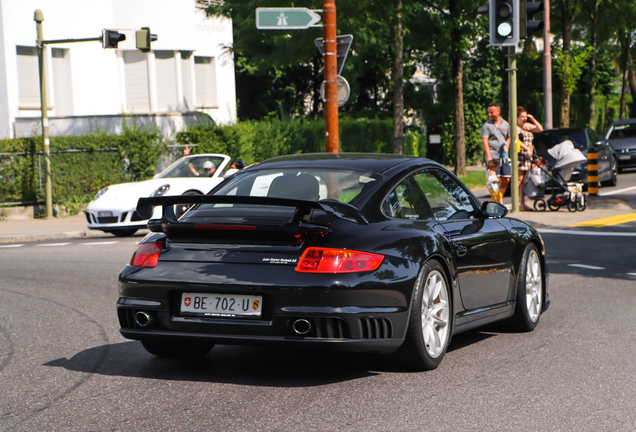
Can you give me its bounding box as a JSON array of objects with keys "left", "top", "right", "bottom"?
[{"left": 184, "top": 297, "right": 191, "bottom": 307}]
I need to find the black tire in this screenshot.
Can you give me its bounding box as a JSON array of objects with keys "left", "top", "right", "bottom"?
[
  {"left": 601, "top": 157, "right": 618, "bottom": 187},
  {"left": 400, "top": 260, "right": 452, "bottom": 370},
  {"left": 141, "top": 339, "right": 214, "bottom": 358},
  {"left": 577, "top": 197, "right": 586, "bottom": 211},
  {"left": 510, "top": 244, "right": 543, "bottom": 331},
  {"left": 547, "top": 199, "right": 560, "bottom": 211},
  {"left": 175, "top": 191, "right": 201, "bottom": 219},
  {"left": 109, "top": 229, "right": 137, "bottom": 237},
  {"left": 533, "top": 199, "right": 547, "bottom": 212},
  {"left": 567, "top": 201, "right": 577, "bottom": 212}
]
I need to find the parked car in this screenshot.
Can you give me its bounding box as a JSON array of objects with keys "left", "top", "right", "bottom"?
[
  {"left": 532, "top": 128, "right": 618, "bottom": 187},
  {"left": 603, "top": 119, "right": 636, "bottom": 172},
  {"left": 85, "top": 154, "right": 231, "bottom": 236},
  {"left": 117, "top": 153, "right": 550, "bottom": 370}
]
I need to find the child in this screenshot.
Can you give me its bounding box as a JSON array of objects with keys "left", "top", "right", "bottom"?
[{"left": 486, "top": 159, "right": 503, "bottom": 204}]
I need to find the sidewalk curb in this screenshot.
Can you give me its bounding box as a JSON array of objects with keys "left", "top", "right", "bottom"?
[
  {"left": 0, "top": 230, "right": 108, "bottom": 244},
  {"left": 0, "top": 229, "right": 150, "bottom": 244}
]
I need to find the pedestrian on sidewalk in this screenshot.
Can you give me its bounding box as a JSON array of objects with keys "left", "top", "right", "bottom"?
[
  {"left": 481, "top": 103, "right": 511, "bottom": 197},
  {"left": 517, "top": 106, "right": 543, "bottom": 211}
]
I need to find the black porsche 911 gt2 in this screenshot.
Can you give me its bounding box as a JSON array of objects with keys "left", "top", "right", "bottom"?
[{"left": 117, "top": 153, "right": 549, "bottom": 370}]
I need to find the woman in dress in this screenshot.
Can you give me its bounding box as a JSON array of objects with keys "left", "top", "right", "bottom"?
[{"left": 517, "top": 106, "right": 543, "bottom": 211}]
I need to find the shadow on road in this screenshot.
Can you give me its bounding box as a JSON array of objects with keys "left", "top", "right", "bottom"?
[{"left": 44, "top": 329, "right": 501, "bottom": 385}]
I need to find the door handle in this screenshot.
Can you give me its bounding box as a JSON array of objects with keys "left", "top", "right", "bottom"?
[{"left": 455, "top": 243, "right": 467, "bottom": 257}]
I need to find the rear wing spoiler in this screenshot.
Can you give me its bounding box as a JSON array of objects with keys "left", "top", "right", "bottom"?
[{"left": 137, "top": 195, "right": 369, "bottom": 227}]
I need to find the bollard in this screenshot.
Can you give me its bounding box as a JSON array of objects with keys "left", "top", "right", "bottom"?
[{"left": 587, "top": 148, "right": 598, "bottom": 196}]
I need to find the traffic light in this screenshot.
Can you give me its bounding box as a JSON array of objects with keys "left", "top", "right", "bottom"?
[
  {"left": 521, "top": 0, "right": 544, "bottom": 38},
  {"left": 101, "top": 29, "right": 126, "bottom": 49},
  {"left": 489, "top": 0, "right": 519, "bottom": 47},
  {"left": 136, "top": 27, "right": 158, "bottom": 52}
]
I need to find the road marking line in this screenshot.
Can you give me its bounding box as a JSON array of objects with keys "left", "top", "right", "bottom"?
[
  {"left": 0, "top": 244, "right": 24, "bottom": 248},
  {"left": 568, "top": 213, "right": 636, "bottom": 228},
  {"left": 36, "top": 243, "right": 71, "bottom": 247},
  {"left": 81, "top": 241, "right": 119, "bottom": 246},
  {"left": 538, "top": 229, "right": 636, "bottom": 237},
  {"left": 569, "top": 264, "right": 605, "bottom": 270},
  {"left": 598, "top": 185, "right": 636, "bottom": 196},
  {"left": 628, "top": 273, "right": 636, "bottom": 277}
]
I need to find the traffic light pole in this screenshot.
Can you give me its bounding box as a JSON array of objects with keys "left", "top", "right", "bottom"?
[
  {"left": 35, "top": 10, "right": 53, "bottom": 219},
  {"left": 322, "top": 0, "right": 339, "bottom": 153},
  {"left": 507, "top": 46, "right": 519, "bottom": 213},
  {"left": 33, "top": 10, "right": 127, "bottom": 218}
]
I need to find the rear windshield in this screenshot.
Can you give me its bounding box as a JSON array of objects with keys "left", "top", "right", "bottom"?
[
  {"left": 607, "top": 123, "right": 636, "bottom": 140},
  {"left": 534, "top": 131, "right": 587, "bottom": 152},
  {"left": 208, "top": 168, "right": 382, "bottom": 206}
]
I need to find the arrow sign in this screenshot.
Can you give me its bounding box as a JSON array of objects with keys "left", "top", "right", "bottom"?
[
  {"left": 315, "top": 35, "right": 353, "bottom": 75},
  {"left": 256, "top": 8, "right": 321, "bottom": 30}
]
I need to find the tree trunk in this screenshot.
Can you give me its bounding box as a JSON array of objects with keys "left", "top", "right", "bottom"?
[
  {"left": 629, "top": 52, "right": 636, "bottom": 115},
  {"left": 391, "top": 0, "right": 404, "bottom": 154},
  {"left": 450, "top": 0, "right": 466, "bottom": 176},
  {"left": 619, "top": 32, "right": 631, "bottom": 120},
  {"left": 588, "top": 0, "right": 598, "bottom": 128},
  {"left": 559, "top": 0, "right": 575, "bottom": 128}
]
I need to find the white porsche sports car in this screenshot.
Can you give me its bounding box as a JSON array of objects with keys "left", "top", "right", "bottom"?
[{"left": 85, "top": 154, "right": 231, "bottom": 236}]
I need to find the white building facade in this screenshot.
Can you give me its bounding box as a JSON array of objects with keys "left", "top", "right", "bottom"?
[{"left": 0, "top": 0, "right": 236, "bottom": 138}]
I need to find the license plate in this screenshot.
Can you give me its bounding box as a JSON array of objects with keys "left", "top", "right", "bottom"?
[
  {"left": 180, "top": 293, "right": 262, "bottom": 317},
  {"left": 98, "top": 211, "right": 113, "bottom": 217},
  {"left": 619, "top": 155, "right": 631, "bottom": 160}
]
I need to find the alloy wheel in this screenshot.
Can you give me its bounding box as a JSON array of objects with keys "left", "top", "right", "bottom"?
[
  {"left": 525, "top": 250, "right": 542, "bottom": 322},
  {"left": 421, "top": 270, "right": 450, "bottom": 358}
]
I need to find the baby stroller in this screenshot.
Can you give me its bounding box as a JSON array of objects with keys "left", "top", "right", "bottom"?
[{"left": 524, "top": 140, "right": 588, "bottom": 212}]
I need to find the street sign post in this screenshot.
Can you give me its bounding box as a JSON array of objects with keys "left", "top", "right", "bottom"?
[
  {"left": 314, "top": 35, "right": 352, "bottom": 75},
  {"left": 256, "top": 8, "right": 321, "bottom": 30},
  {"left": 255, "top": 2, "right": 339, "bottom": 153}
]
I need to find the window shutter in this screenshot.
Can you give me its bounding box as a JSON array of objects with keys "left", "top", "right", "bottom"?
[
  {"left": 16, "top": 46, "right": 41, "bottom": 108},
  {"left": 155, "top": 51, "right": 178, "bottom": 112},
  {"left": 123, "top": 51, "right": 150, "bottom": 112}
]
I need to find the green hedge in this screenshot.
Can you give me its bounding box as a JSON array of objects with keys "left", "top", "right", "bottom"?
[
  {"left": 176, "top": 116, "right": 425, "bottom": 162},
  {"left": 0, "top": 126, "right": 164, "bottom": 208},
  {"left": 1, "top": 118, "right": 424, "bottom": 209}
]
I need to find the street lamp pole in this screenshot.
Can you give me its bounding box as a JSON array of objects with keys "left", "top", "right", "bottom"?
[
  {"left": 322, "top": 0, "right": 338, "bottom": 153},
  {"left": 34, "top": 9, "right": 53, "bottom": 219}
]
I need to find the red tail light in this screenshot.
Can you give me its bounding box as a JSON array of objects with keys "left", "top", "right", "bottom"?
[
  {"left": 295, "top": 247, "right": 384, "bottom": 273},
  {"left": 130, "top": 242, "right": 162, "bottom": 267}
]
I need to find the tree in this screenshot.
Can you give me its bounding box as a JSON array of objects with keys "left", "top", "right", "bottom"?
[
  {"left": 392, "top": 0, "right": 405, "bottom": 154},
  {"left": 556, "top": 0, "right": 583, "bottom": 128}
]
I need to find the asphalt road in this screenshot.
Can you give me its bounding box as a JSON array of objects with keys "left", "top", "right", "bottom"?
[{"left": 1, "top": 230, "right": 635, "bottom": 431}]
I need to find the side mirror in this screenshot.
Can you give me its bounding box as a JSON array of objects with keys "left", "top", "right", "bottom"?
[
  {"left": 481, "top": 201, "right": 508, "bottom": 219},
  {"left": 593, "top": 141, "right": 603, "bottom": 147}
]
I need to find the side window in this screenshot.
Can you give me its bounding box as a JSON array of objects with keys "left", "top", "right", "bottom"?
[
  {"left": 382, "top": 178, "right": 433, "bottom": 220},
  {"left": 412, "top": 169, "right": 476, "bottom": 221}
]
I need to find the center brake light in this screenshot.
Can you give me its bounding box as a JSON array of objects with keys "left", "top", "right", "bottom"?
[
  {"left": 130, "top": 242, "right": 162, "bottom": 267},
  {"left": 295, "top": 247, "right": 384, "bottom": 273}
]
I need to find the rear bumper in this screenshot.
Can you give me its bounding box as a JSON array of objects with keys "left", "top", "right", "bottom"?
[{"left": 117, "top": 260, "right": 418, "bottom": 354}]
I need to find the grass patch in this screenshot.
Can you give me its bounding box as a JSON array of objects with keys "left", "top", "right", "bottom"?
[{"left": 456, "top": 170, "right": 486, "bottom": 189}]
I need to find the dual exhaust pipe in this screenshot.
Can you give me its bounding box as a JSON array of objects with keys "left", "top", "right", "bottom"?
[{"left": 135, "top": 312, "right": 312, "bottom": 336}]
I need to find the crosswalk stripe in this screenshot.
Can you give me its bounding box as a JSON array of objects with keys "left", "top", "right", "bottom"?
[
  {"left": 568, "top": 264, "right": 605, "bottom": 270},
  {"left": 81, "top": 241, "right": 119, "bottom": 246},
  {"left": 36, "top": 243, "right": 71, "bottom": 247}
]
